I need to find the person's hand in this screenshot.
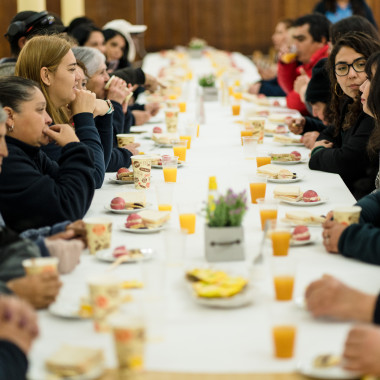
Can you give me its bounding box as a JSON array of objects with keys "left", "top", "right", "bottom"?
[
  {"left": 294, "top": 68, "right": 310, "bottom": 94},
  {"left": 66, "top": 220, "right": 87, "bottom": 246},
  {"left": 7, "top": 273, "right": 62, "bottom": 310},
  {"left": 93, "top": 99, "right": 110, "bottom": 118},
  {"left": 258, "top": 66, "right": 277, "bottom": 81},
  {"left": 70, "top": 89, "right": 96, "bottom": 116},
  {"left": 286, "top": 117, "right": 305, "bottom": 135},
  {"left": 343, "top": 325, "right": 380, "bottom": 375},
  {"left": 42, "top": 124, "right": 79, "bottom": 147},
  {"left": 305, "top": 275, "right": 376, "bottom": 322},
  {"left": 44, "top": 239, "right": 84, "bottom": 274},
  {"left": 322, "top": 214, "right": 348, "bottom": 253},
  {"left": 301, "top": 131, "right": 320, "bottom": 149},
  {"left": 144, "top": 102, "right": 160, "bottom": 117},
  {"left": 107, "top": 77, "right": 131, "bottom": 105},
  {"left": 248, "top": 82, "right": 262, "bottom": 95},
  {"left": 123, "top": 142, "right": 140, "bottom": 156},
  {"left": 132, "top": 110, "right": 151, "bottom": 125},
  {"left": 0, "top": 296, "right": 39, "bottom": 354},
  {"left": 312, "top": 139, "right": 333, "bottom": 150},
  {"left": 144, "top": 74, "right": 160, "bottom": 92}
]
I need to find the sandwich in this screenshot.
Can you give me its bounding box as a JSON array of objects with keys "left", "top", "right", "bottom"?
[
  {"left": 283, "top": 210, "right": 325, "bottom": 225},
  {"left": 273, "top": 134, "right": 302, "bottom": 144},
  {"left": 270, "top": 152, "right": 301, "bottom": 162},
  {"left": 105, "top": 75, "right": 134, "bottom": 103},
  {"left": 45, "top": 345, "right": 104, "bottom": 378},
  {"left": 138, "top": 209, "right": 170, "bottom": 228},
  {"left": 257, "top": 164, "right": 295, "bottom": 179},
  {"left": 152, "top": 132, "right": 179, "bottom": 145},
  {"left": 118, "top": 191, "right": 147, "bottom": 208},
  {"left": 273, "top": 185, "right": 302, "bottom": 201},
  {"left": 268, "top": 113, "right": 289, "bottom": 123}
]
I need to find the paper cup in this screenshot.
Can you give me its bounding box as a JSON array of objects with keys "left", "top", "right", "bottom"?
[
  {"left": 84, "top": 217, "right": 112, "bottom": 255},
  {"left": 110, "top": 313, "right": 145, "bottom": 377},
  {"left": 333, "top": 206, "right": 362, "bottom": 226},
  {"left": 248, "top": 116, "right": 266, "bottom": 144},
  {"left": 164, "top": 108, "right": 179, "bottom": 133},
  {"left": 131, "top": 155, "right": 152, "bottom": 190},
  {"left": 88, "top": 275, "right": 120, "bottom": 332},
  {"left": 22, "top": 257, "right": 58, "bottom": 275},
  {"left": 117, "top": 134, "right": 135, "bottom": 148}
]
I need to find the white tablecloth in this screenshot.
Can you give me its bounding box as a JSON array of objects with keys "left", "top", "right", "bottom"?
[{"left": 28, "top": 53, "right": 380, "bottom": 379}]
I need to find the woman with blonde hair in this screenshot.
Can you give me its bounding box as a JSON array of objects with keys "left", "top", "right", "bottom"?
[{"left": 15, "top": 34, "right": 110, "bottom": 188}]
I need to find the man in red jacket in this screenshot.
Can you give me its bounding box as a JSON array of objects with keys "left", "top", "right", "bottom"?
[{"left": 278, "top": 14, "right": 331, "bottom": 115}]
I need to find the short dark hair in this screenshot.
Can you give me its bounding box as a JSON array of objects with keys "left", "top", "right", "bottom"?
[
  {"left": 293, "top": 13, "right": 331, "bottom": 42},
  {"left": 330, "top": 15, "right": 379, "bottom": 45},
  {"left": 0, "top": 76, "right": 39, "bottom": 113},
  {"left": 69, "top": 24, "right": 102, "bottom": 46}
]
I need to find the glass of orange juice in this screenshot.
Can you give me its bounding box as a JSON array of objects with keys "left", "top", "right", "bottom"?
[
  {"left": 242, "top": 136, "right": 258, "bottom": 159},
  {"left": 172, "top": 140, "right": 187, "bottom": 162},
  {"left": 240, "top": 127, "right": 253, "bottom": 146},
  {"left": 249, "top": 177, "right": 267, "bottom": 204},
  {"left": 257, "top": 198, "right": 279, "bottom": 230},
  {"left": 256, "top": 156, "right": 271, "bottom": 167},
  {"left": 178, "top": 100, "right": 187, "bottom": 113},
  {"left": 270, "top": 225, "right": 291, "bottom": 256},
  {"left": 162, "top": 156, "right": 178, "bottom": 183},
  {"left": 231, "top": 96, "right": 241, "bottom": 116},
  {"left": 271, "top": 256, "right": 295, "bottom": 301},
  {"left": 155, "top": 182, "right": 175, "bottom": 211},
  {"left": 178, "top": 203, "right": 196, "bottom": 234}
]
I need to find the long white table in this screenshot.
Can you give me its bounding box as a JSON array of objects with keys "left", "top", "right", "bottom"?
[{"left": 28, "top": 52, "right": 380, "bottom": 379}]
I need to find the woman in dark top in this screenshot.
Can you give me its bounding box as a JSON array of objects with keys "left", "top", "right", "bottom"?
[
  {"left": 308, "top": 32, "right": 380, "bottom": 199},
  {"left": 0, "top": 76, "right": 95, "bottom": 232}
]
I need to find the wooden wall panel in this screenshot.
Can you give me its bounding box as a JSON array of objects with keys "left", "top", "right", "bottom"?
[{"left": 0, "top": 0, "right": 18, "bottom": 59}]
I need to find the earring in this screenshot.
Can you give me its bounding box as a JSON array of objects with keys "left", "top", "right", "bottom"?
[
  {"left": 334, "top": 83, "right": 344, "bottom": 97},
  {"left": 7, "top": 124, "right": 14, "bottom": 132}
]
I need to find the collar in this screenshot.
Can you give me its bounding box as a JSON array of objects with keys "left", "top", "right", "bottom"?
[
  {"left": 303, "top": 44, "right": 330, "bottom": 71},
  {"left": 5, "top": 135, "right": 40, "bottom": 157}
]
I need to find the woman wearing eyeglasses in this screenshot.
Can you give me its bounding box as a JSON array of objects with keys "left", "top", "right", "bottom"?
[{"left": 308, "top": 32, "right": 380, "bottom": 199}]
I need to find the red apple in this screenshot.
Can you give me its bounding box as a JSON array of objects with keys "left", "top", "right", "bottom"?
[
  {"left": 113, "top": 245, "right": 130, "bottom": 258},
  {"left": 292, "top": 225, "right": 310, "bottom": 241},
  {"left": 273, "top": 100, "right": 281, "bottom": 107},
  {"left": 110, "top": 197, "right": 126, "bottom": 210},
  {"left": 303, "top": 190, "right": 320, "bottom": 202},
  {"left": 153, "top": 126, "right": 163, "bottom": 133},
  {"left": 290, "top": 151, "right": 301, "bottom": 160},
  {"left": 125, "top": 213, "right": 143, "bottom": 228},
  {"left": 117, "top": 167, "right": 129, "bottom": 175}
]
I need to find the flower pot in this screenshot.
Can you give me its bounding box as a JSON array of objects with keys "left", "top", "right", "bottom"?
[
  {"left": 202, "top": 86, "right": 218, "bottom": 102},
  {"left": 188, "top": 47, "right": 203, "bottom": 58},
  {"left": 204, "top": 225, "right": 245, "bottom": 262}
]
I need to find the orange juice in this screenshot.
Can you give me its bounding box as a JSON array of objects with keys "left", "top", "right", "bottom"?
[
  {"left": 158, "top": 204, "right": 172, "bottom": 211},
  {"left": 234, "top": 92, "right": 242, "bottom": 100},
  {"left": 232, "top": 104, "right": 241, "bottom": 116},
  {"left": 196, "top": 124, "right": 200, "bottom": 137},
  {"left": 180, "top": 136, "right": 192, "bottom": 149},
  {"left": 259, "top": 209, "right": 277, "bottom": 230},
  {"left": 163, "top": 167, "right": 177, "bottom": 182},
  {"left": 256, "top": 156, "right": 271, "bottom": 167},
  {"left": 271, "top": 230, "right": 291, "bottom": 256},
  {"left": 249, "top": 182, "right": 266, "bottom": 204},
  {"left": 228, "top": 86, "right": 234, "bottom": 96},
  {"left": 240, "top": 130, "right": 253, "bottom": 145},
  {"left": 179, "top": 213, "right": 196, "bottom": 234},
  {"left": 273, "top": 276, "right": 294, "bottom": 301},
  {"left": 178, "top": 101, "right": 187, "bottom": 112},
  {"left": 272, "top": 325, "right": 296, "bottom": 359},
  {"left": 173, "top": 146, "right": 187, "bottom": 161}
]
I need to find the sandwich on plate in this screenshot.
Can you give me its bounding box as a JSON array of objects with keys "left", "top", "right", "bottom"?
[
  {"left": 258, "top": 164, "right": 295, "bottom": 179},
  {"left": 273, "top": 185, "right": 302, "bottom": 201},
  {"left": 117, "top": 191, "right": 147, "bottom": 208},
  {"left": 273, "top": 134, "right": 302, "bottom": 144},
  {"left": 137, "top": 209, "right": 171, "bottom": 228},
  {"left": 283, "top": 210, "right": 325, "bottom": 225}
]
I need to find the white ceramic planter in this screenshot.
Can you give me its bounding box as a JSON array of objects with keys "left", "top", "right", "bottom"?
[
  {"left": 188, "top": 47, "right": 203, "bottom": 58},
  {"left": 202, "top": 86, "right": 218, "bottom": 102},
  {"left": 204, "top": 225, "right": 245, "bottom": 262}
]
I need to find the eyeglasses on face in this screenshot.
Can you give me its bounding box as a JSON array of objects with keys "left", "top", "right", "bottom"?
[{"left": 334, "top": 57, "right": 366, "bottom": 76}]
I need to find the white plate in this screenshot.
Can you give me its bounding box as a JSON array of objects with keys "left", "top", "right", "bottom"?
[
  {"left": 271, "top": 158, "right": 308, "bottom": 165},
  {"left": 107, "top": 178, "right": 134, "bottom": 185},
  {"left": 46, "top": 364, "right": 105, "bottom": 380},
  {"left": 294, "top": 295, "right": 306, "bottom": 310},
  {"left": 119, "top": 225, "right": 166, "bottom": 234},
  {"left": 275, "top": 142, "right": 304, "bottom": 146},
  {"left": 187, "top": 283, "right": 254, "bottom": 309},
  {"left": 48, "top": 301, "right": 86, "bottom": 320},
  {"left": 151, "top": 162, "right": 184, "bottom": 169},
  {"left": 267, "top": 174, "right": 304, "bottom": 184},
  {"left": 104, "top": 203, "right": 149, "bottom": 214},
  {"left": 291, "top": 235, "right": 316, "bottom": 246},
  {"left": 280, "top": 198, "right": 327, "bottom": 206},
  {"left": 297, "top": 356, "right": 361, "bottom": 379},
  {"left": 95, "top": 247, "right": 154, "bottom": 263},
  {"left": 154, "top": 142, "right": 173, "bottom": 148}
]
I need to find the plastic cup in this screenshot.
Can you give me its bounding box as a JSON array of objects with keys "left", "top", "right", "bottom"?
[
  {"left": 22, "top": 257, "right": 58, "bottom": 275},
  {"left": 172, "top": 140, "right": 188, "bottom": 162},
  {"left": 87, "top": 275, "right": 120, "bottom": 332},
  {"left": 178, "top": 101, "right": 187, "bottom": 113},
  {"left": 180, "top": 135, "right": 192, "bottom": 149},
  {"left": 232, "top": 102, "right": 241, "bottom": 116},
  {"left": 165, "top": 107, "right": 180, "bottom": 133},
  {"left": 333, "top": 206, "right": 362, "bottom": 226},
  {"left": 178, "top": 203, "right": 197, "bottom": 234},
  {"left": 257, "top": 198, "right": 279, "bottom": 231},
  {"left": 269, "top": 224, "right": 291, "bottom": 256},
  {"left": 163, "top": 227, "right": 187, "bottom": 266},
  {"left": 156, "top": 182, "right": 175, "bottom": 211},
  {"left": 116, "top": 134, "right": 135, "bottom": 148},
  {"left": 240, "top": 128, "right": 253, "bottom": 145},
  {"left": 162, "top": 156, "right": 178, "bottom": 183},
  {"left": 84, "top": 217, "right": 112, "bottom": 254},
  {"left": 271, "top": 256, "right": 295, "bottom": 301},
  {"left": 131, "top": 155, "right": 152, "bottom": 190},
  {"left": 248, "top": 116, "right": 266, "bottom": 144},
  {"left": 249, "top": 176, "right": 267, "bottom": 204},
  {"left": 256, "top": 156, "right": 271, "bottom": 167},
  {"left": 242, "top": 136, "right": 258, "bottom": 159}
]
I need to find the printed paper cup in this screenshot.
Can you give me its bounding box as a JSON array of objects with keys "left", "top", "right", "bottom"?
[
  {"left": 333, "top": 206, "right": 362, "bottom": 226},
  {"left": 131, "top": 156, "right": 152, "bottom": 190},
  {"left": 248, "top": 116, "right": 266, "bottom": 144},
  {"left": 84, "top": 217, "right": 112, "bottom": 254},
  {"left": 164, "top": 108, "right": 179, "bottom": 133},
  {"left": 117, "top": 134, "right": 135, "bottom": 148},
  {"left": 22, "top": 257, "right": 58, "bottom": 275}
]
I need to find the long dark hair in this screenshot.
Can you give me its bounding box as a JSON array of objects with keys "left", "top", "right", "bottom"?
[
  {"left": 365, "top": 51, "right": 380, "bottom": 156},
  {"left": 102, "top": 28, "right": 130, "bottom": 69},
  {"left": 323, "top": 0, "right": 368, "bottom": 16},
  {"left": 328, "top": 32, "right": 380, "bottom": 136}
]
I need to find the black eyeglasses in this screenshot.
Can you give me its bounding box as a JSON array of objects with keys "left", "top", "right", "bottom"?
[{"left": 334, "top": 57, "right": 366, "bottom": 76}]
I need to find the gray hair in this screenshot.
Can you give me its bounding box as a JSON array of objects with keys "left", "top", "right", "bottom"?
[
  {"left": 0, "top": 106, "right": 6, "bottom": 124},
  {"left": 72, "top": 46, "right": 106, "bottom": 78}
]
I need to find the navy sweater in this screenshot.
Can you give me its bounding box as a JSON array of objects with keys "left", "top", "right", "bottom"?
[
  {"left": 0, "top": 340, "right": 28, "bottom": 379},
  {"left": 0, "top": 136, "right": 95, "bottom": 233},
  {"left": 41, "top": 113, "right": 106, "bottom": 189}
]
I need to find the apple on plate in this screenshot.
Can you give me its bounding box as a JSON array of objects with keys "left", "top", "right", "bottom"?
[
  {"left": 291, "top": 151, "right": 301, "bottom": 161},
  {"left": 125, "top": 213, "right": 144, "bottom": 228},
  {"left": 153, "top": 126, "right": 162, "bottom": 133},
  {"left": 303, "top": 190, "right": 320, "bottom": 202},
  {"left": 110, "top": 197, "right": 126, "bottom": 210},
  {"left": 292, "top": 225, "right": 310, "bottom": 241}
]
